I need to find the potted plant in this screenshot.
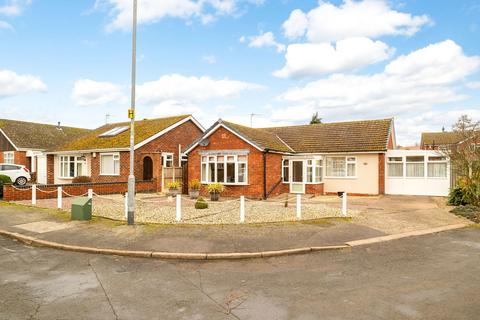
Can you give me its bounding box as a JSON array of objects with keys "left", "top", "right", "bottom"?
[
  {"left": 166, "top": 181, "right": 182, "bottom": 197},
  {"left": 188, "top": 179, "right": 201, "bottom": 199},
  {"left": 207, "top": 183, "right": 224, "bottom": 201}
]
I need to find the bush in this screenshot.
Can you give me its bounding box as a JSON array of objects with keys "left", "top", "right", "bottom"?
[
  {"left": 451, "top": 205, "right": 480, "bottom": 223},
  {"left": 166, "top": 181, "right": 181, "bottom": 190},
  {"left": 0, "top": 174, "right": 12, "bottom": 198},
  {"left": 188, "top": 179, "right": 201, "bottom": 190},
  {"left": 195, "top": 197, "right": 208, "bottom": 209},
  {"left": 207, "top": 183, "right": 225, "bottom": 194},
  {"left": 448, "top": 187, "right": 468, "bottom": 206},
  {"left": 72, "top": 176, "right": 93, "bottom": 184}
]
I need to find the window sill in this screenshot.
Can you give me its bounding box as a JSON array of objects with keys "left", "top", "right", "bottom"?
[
  {"left": 324, "top": 176, "right": 357, "bottom": 180},
  {"left": 201, "top": 183, "right": 249, "bottom": 186},
  {"left": 100, "top": 174, "right": 120, "bottom": 176}
]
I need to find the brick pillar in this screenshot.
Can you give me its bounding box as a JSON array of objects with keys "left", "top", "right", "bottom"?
[
  {"left": 378, "top": 153, "right": 385, "bottom": 195},
  {"left": 47, "top": 154, "right": 55, "bottom": 184}
]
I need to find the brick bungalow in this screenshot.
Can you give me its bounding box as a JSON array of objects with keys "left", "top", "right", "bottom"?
[
  {"left": 185, "top": 118, "right": 395, "bottom": 198},
  {"left": 46, "top": 115, "right": 204, "bottom": 191},
  {"left": 0, "top": 119, "right": 90, "bottom": 180}
]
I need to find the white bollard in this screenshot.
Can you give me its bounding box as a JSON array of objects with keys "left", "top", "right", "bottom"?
[
  {"left": 88, "top": 189, "right": 93, "bottom": 199},
  {"left": 240, "top": 196, "right": 245, "bottom": 223},
  {"left": 57, "top": 187, "right": 62, "bottom": 209},
  {"left": 124, "top": 192, "right": 128, "bottom": 219},
  {"left": 342, "top": 192, "right": 348, "bottom": 216},
  {"left": 296, "top": 194, "right": 301, "bottom": 219},
  {"left": 176, "top": 194, "right": 182, "bottom": 222},
  {"left": 32, "top": 184, "right": 36, "bottom": 205}
]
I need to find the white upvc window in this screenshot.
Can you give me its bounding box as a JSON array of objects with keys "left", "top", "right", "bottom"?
[
  {"left": 60, "top": 155, "right": 86, "bottom": 178},
  {"left": 162, "top": 153, "right": 174, "bottom": 168},
  {"left": 100, "top": 153, "right": 120, "bottom": 176},
  {"left": 387, "top": 157, "right": 404, "bottom": 177},
  {"left": 427, "top": 156, "right": 448, "bottom": 178},
  {"left": 200, "top": 154, "right": 248, "bottom": 185},
  {"left": 314, "top": 159, "right": 323, "bottom": 182},
  {"left": 282, "top": 159, "right": 290, "bottom": 183},
  {"left": 406, "top": 156, "right": 425, "bottom": 178},
  {"left": 3, "top": 151, "right": 14, "bottom": 164},
  {"left": 326, "top": 156, "right": 356, "bottom": 178}
]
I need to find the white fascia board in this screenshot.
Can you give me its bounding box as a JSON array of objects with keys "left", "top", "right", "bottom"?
[
  {"left": 184, "top": 123, "right": 265, "bottom": 154},
  {"left": 0, "top": 128, "right": 19, "bottom": 151},
  {"left": 134, "top": 116, "right": 204, "bottom": 150},
  {"left": 294, "top": 151, "right": 386, "bottom": 156}
]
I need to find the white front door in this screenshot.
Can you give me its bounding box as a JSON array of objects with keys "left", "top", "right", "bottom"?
[
  {"left": 290, "top": 160, "right": 305, "bottom": 193},
  {"left": 37, "top": 155, "right": 47, "bottom": 184}
]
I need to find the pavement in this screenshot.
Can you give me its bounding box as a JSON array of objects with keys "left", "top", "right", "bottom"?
[
  {"left": 1, "top": 227, "right": 479, "bottom": 319},
  {"left": 0, "top": 196, "right": 471, "bottom": 259}
]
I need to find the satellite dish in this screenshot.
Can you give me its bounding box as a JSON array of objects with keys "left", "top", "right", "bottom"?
[{"left": 199, "top": 138, "right": 210, "bottom": 147}]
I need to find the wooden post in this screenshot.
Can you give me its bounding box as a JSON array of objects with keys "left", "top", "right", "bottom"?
[{"left": 32, "top": 184, "right": 36, "bottom": 205}]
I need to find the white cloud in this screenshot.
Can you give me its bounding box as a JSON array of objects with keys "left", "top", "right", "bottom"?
[
  {"left": 72, "top": 79, "right": 126, "bottom": 106},
  {"left": 466, "top": 81, "right": 480, "bottom": 89},
  {"left": 274, "top": 37, "right": 393, "bottom": 78},
  {"left": 275, "top": 40, "right": 480, "bottom": 144},
  {"left": 247, "top": 31, "right": 285, "bottom": 53},
  {"left": 0, "top": 69, "right": 46, "bottom": 98},
  {"left": 96, "top": 0, "right": 262, "bottom": 31},
  {"left": 282, "top": 0, "right": 431, "bottom": 43},
  {"left": 202, "top": 55, "right": 216, "bottom": 64},
  {"left": 0, "top": 20, "right": 13, "bottom": 30},
  {"left": 0, "top": 0, "right": 31, "bottom": 16},
  {"left": 137, "top": 74, "right": 263, "bottom": 104}
]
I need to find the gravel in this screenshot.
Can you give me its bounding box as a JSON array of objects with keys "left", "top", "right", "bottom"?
[{"left": 14, "top": 193, "right": 353, "bottom": 225}]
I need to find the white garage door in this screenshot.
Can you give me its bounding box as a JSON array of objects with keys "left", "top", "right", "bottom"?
[
  {"left": 37, "top": 155, "right": 47, "bottom": 184},
  {"left": 385, "top": 150, "right": 450, "bottom": 197}
]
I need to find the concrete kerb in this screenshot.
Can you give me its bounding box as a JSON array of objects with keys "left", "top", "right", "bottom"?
[{"left": 0, "top": 223, "right": 469, "bottom": 261}]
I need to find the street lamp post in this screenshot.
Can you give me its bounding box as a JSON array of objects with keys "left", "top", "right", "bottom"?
[{"left": 127, "top": 0, "right": 137, "bottom": 225}]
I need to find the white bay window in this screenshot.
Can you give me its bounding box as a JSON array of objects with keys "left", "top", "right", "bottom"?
[
  {"left": 201, "top": 154, "right": 248, "bottom": 184},
  {"left": 100, "top": 153, "right": 120, "bottom": 176}
]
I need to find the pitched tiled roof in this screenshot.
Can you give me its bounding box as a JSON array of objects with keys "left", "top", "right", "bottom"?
[
  {"left": 0, "top": 119, "right": 90, "bottom": 150},
  {"left": 215, "top": 118, "right": 393, "bottom": 153},
  {"left": 421, "top": 132, "right": 463, "bottom": 146},
  {"left": 55, "top": 115, "right": 191, "bottom": 151}
]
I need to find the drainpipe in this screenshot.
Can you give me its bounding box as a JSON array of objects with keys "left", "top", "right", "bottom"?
[{"left": 263, "top": 149, "right": 269, "bottom": 200}]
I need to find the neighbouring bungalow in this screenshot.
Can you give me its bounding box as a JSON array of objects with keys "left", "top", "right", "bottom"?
[
  {"left": 185, "top": 118, "right": 395, "bottom": 198},
  {"left": 420, "top": 131, "right": 464, "bottom": 150},
  {"left": 46, "top": 115, "right": 204, "bottom": 190},
  {"left": 0, "top": 119, "right": 90, "bottom": 179}
]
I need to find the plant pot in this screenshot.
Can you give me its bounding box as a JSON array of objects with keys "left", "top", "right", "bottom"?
[
  {"left": 168, "top": 188, "right": 181, "bottom": 197},
  {"left": 189, "top": 189, "right": 200, "bottom": 199},
  {"left": 210, "top": 192, "right": 220, "bottom": 201}
]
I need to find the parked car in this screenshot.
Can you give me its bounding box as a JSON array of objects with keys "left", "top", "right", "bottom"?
[{"left": 0, "top": 164, "right": 31, "bottom": 186}]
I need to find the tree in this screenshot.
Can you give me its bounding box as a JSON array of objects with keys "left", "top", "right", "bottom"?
[
  {"left": 446, "top": 115, "right": 480, "bottom": 206},
  {"left": 310, "top": 112, "right": 322, "bottom": 124}
]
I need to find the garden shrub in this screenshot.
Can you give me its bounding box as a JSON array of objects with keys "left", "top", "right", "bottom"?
[
  {"left": 448, "top": 187, "right": 468, "bottom": 206},
  {"left": 195, "top": 197, "right": 208, "bottom": 209},
  {"left": 72, "top": 176, "right": 93, "bottom": 184},
  {"left": 0, "top": 174, "right": 12, "bottom": 198}
]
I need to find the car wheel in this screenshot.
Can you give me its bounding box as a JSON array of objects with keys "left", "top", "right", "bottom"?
[{"left": 15, "top": 177, "right": 28, "bottom": 186}]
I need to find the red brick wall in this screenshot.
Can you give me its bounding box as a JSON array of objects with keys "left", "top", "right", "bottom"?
[
  {"left": 47, "top": 155, "right": 54, "bottom": 184},
  {"left": 0, "top": 151, "right": 28, "bottom": 167},
  {"left": 3, "top": 180, "right": 156, "bottom": 201},
  {"left": 378, "top": 153, "right": 385, "bottom": 195},
  {"left": 306, "top": 183, "right": 324, "bottom": 195}
]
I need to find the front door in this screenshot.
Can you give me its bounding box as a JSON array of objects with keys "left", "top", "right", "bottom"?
[{"left": 290, "top": 160, "right": 305, "bottom": 193}]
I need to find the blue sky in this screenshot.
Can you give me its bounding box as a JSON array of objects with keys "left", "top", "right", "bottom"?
[{"left": 0, "top": 0, "right": 479, "bottom": 145}]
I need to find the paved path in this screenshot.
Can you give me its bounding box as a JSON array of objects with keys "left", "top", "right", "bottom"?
[
  {"left": 1, "top": 228, "right": 479, "bottom": 319},
  {"left": 0, "top": 204, "right": 384, "bottom": 253}
]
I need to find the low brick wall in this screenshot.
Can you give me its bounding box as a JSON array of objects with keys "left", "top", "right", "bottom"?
[{"left": 3, "top": 180, "right": 157, "bottom": 202}]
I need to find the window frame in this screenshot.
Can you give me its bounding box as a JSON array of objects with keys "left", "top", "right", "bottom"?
[
  {"left": 3, "top": 151, "right": 14, "bottom": 164},
  {"left": 405, "top": 155, "right": 425, "bottom": 178},
  {"left": 162, "top": 153, "right": 174, "bottom": 168},
  {"left": 325, "top": 156, "right": 357, "bottom": 179},
  {"left": 387, "top": 156, "right": 404, "bottom": 178},
  {"left": 99, "top": 153, "right": 120, "bottom": 176},
  {"left": 200, "top": 154, "right": 248, "bottom": 185},
  {"left": 281, "top": 157, "right": 323, "bottom": 184},
  {"left": 59, "top": 155, "right": 87, "bottom": 179},
  {"left": 427, "top": 156, "right": 448, "bottom": 179}
]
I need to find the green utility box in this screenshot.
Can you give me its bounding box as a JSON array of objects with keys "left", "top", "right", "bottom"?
[{"left": 71, "top": 197, "right": 92, "bottom": 221}]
